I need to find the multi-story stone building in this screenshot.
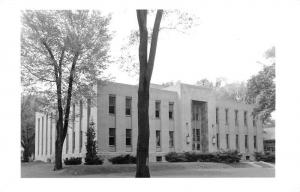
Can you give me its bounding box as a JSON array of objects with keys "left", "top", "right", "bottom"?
[{"left": 35, "top": 81, "right": 264, "bottom": 162}]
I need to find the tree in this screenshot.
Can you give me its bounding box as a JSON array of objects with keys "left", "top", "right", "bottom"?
[
  {"left": 135, "top": 10, "right": 163, "bottom": 178},
  {"left": 85, "top": 121, "right": 102, "bottom": 165},
  {"left": 21, "top": 94, "right": 41, "bottom": 162},
  {"left": 196, "top": 78, "right": 214, "bottom": 88},
  {"left": 246, "top": 46, "right": 275, "bottom": 124},
  {"left": 21, "top": 10, "right": 112, "bottom": 170}
]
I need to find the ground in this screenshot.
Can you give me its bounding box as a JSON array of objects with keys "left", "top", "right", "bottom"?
[{"left": 21, "top": 161, "right": 275, "bottom": 178}]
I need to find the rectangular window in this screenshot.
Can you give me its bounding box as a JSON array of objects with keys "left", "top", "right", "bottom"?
[
  {"left": 235, "top": 110, "right": 239, "bottom": 127},
  {"left": 155, "top": 101, "right": 160, "bottom": 118},
  {"left": 225, "top": 108, "right": 229, "bottom": 125},
  {"left": 192, "top": 129, "right": 196, "bottom": 142},
  {"left": 66, "top": 132, "right": 69, "bottom": 154},
  {"left": 109, "top": 128, "right": 116, "bottom": 146},
  {"left": 226, "top": 134, "right": 229, "bottom": 149},
  {"left": 50, "top": 114, "right": 52, "bottom": 155},
  {"left": 169, "top": 102, "right": 174, "bottom": 119},
  {"left": 244, "top": 111, "right": 248, "bottom": 127},
  {"left": 196, "top": 129, "right": 200, "bottom": 142},
  {"left": 126, "top": 129, "right": 132, "bottom": 146},
  {"left": 125, "top": 97, "right": 132, "bottom": 116},
  {"left": 254, "top": 135, "right": 257, "bottom": 149},
  {"left": 252, "top": 114, "right": 256, "bottom": 127},
  {"left": 245, "top": 135, "right": 248, "bottom": 149},
  {"left": 169, "top": 131, "right": 174, "bottom": 148},
  {"left": 216, "top": 107, "right": 219, "bottom": 125},
  {"left": 109, "top": 95, "right": 116, "bottom": 115},
  {"left": 79, "top": 100, "right": 83, "bottom": 153},
  {"left": 42, "top": 117, "right": 44, "bottom": 155},
  {"left": 45, "top": 115, "right": 48, "bottom": 155},
  {"left": 156, "top": 130, "right": 161, "bottom": 147},
  {"left": 216, "top": 133, "right": 220, "bottom": 149},
  {"left": 38, "top": 118, "right": 40, "bottom": 155},
  {"left": 236, "top": 134, "right": 239, "bottom": 151}
]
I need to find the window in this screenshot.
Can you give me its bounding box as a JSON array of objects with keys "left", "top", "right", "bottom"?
[
  {"left": 42, "top": 117, "right": 44, "bottom": 155},
  {"left": 216, "top": 108, "right": 219, "bottom": 125},
  {"left": 109, "top": 95, "right": 116, "bottom": 115},
  {"left": 156, "top": 156, "right": 162, "bottom": 162},
  {"left": 66, "top": 133, "right": 69, "bottom": 154},
  {"left": 125, "top": 97, "right": 132, "bottom": 116},
  {"left": 155, "top": 101, "right": 160, "bottom": 118},
  {"left": 126, "top": 129, "right": 132, "bottom": 146},
  {"left": 252, "top": 114, "right": 257, "bottom": 127},
  {"left": 169, "top": 131, "right": 174, "bottom": 148},
  {"left": 196, "top": 129, "right": 200, "bottom": 142},
  {"left": 254, "top": 135, "right": 257, "bottom": 149},
  {"left": 79, "top": 100, "right": 83, "bottom": 153},
  {"left": 226, "top": 134, "right": 230, "bottom": 149},
  {"left": 156, "top": 130, "right": 161, "bottom": 147},
  {"left": 38, "top": 118, "right": 40, "bottom": 155},
  {"left": 169, "top": 102, "right": 174, "bottom": 119},
  {"left": 109, "top": 128, "right": 116, "bottom": 146},
  {"left": 216, "top": 133, "right": 220, "bottom": 149},
  {"left": 245, "top": 135, "right": 248, "bottom": 149},
  {"left": 244, "top": 111, "right": 248, "bottom": 127},
  {"left": 235, "top": 110, "right": 239, "bottom": 127},
  {"left": 225, "top": 108, "right": 229, "bottom": 125},
  {"left": 236, "top": 134, "right": 239, "bottom": 151}
]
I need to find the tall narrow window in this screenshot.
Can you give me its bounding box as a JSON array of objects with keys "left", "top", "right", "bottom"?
[
  {"left": 216, "top": 133, "right": 220, "bottom": 149},
  {"left": 109, "top": 95, "right": 116, "bottom": 115},
  {"left": 244, "top": 111, "right": 248, "bottom": 127},
  {"left": 38, "top": 118, "right": 40, "bottom": 155},
  {"left": 156, "top": 130, "right": 161, "bottom": 147},
  {"left": 235, "top": 110, "right": 239, "bottom": 127},
  {"left": 252, "top": 114, "right": 256, "bottom": 127},
  {"left": 245, "top": 135, "right": 248, "bottom": 150},
  {"left": 155, "top": 101, "right": 160, "bottom": 118},
  {"left": 72, "top": 104, "right": 75, "bottom": 153},
  {"left": 126, "top": 129, "right": 132, "bottom": 146},
  {"left": 42, "top": 117, "right": 44, "bottom": 155},
  {"left": 45, "top": 115, "right": 48, "bottom": 155},
  {"left": 236, "top": 134, "right": 239, "bottom": 151},
  {"left": 66, "top": 132, "right": 69, "bottom": 154},
  {"left": 169, "top": 102, "right": 174, "bottom": 119},
  {"left": 226, "top": 134, "right": 230, "bottom": 149},
  {"left": 216, "top": 107, "right": 219, "bottom": 125},
  {"left": 169, "top": 131, "right": 174, "bottom": 148},
  {"left": 109, "top": 128, "right": 116, "bottom": 146},
  {"left": 225, "top": 108, "right": 229, "bottom": 125},
  {"left": 125, "top": 97, "right": 132, "bottom": 116},
  {"left": 254, "top": 135, "right": 257, "bottom": 149},
  {"left": 79, "top": 100, "right": 83, "bottom": 153},
  {"left": 50, "top": 113, "right": 52, "bottom": 155}
]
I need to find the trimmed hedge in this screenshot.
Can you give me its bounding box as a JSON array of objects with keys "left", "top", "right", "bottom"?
[
  {"left": 109, "top": 154, "right": 136, "bottom": 164},
  {"left": 84, "top": 156, "right": 103, "bottom": 165},
  {"left": 254, "top": 152, "right": 275, "bottom": 163},
  {"left": 64, "top": 157, "right": 82, "bottom": 165},
  {"left": 165, "top": 151, "right": 242, "bottom": 163}
]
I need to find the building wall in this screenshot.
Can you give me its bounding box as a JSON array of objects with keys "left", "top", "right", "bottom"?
[{"left": 35, "top": 81, "right": 264, "bottom": 162}]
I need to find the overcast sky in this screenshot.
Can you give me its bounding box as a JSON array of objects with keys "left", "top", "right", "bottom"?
[{"left": 104, "top": 4, "right": 275, "bottom": 85}]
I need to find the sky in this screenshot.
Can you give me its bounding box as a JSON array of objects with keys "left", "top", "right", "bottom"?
[{"left": 104, "top": 4, "right": 275, "bottom": 85}]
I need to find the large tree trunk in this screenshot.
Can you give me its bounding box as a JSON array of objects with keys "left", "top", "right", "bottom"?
[
  {"left": 135, "top": 9, "right": 163, "bottom": 178},
  {"left": 54, "top": 117, "right": 64, "bottom": 170}
]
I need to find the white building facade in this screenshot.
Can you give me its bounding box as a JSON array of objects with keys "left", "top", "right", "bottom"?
[{"left": 35, "top": 81, "right": 264, "bottom": 162}]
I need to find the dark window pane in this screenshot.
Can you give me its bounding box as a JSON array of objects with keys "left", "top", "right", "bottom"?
[
  {"left": 125, "top": 97, "right": 132, "bottom": 116},
  {"left": 109, "top": 95, "right": 116, "bottom": 114},
  {"left": 156, "top": 130, "right": 161, "bottom": 147},
  {"left": 126, "top": 129, "right": 132, "bottom": 146}
]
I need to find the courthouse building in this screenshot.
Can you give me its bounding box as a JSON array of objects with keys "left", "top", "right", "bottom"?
[{"left": 35, "top": 81, "right": 264, "bottom": 162}]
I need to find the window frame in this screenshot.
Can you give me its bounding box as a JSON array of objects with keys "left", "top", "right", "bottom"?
[
  {"left": 155, "top": 101, "right": 161, "bottom": 119},
  {"left": 109, "top": 128, "right": 116, "bottom": 146},
  {"left": 225, "top": 108, "right": 229, "bottom": 125},
  {"left": 125, "top": 97, "right": 132, "bottom": 116},
  {"left": 169, "top": 102, "right": 174, "bottom": 120},
  {"left": 169, "top": 131, "right": 174, "bottom": 148},
  {"left": 109, "top": 95, "right": 116, "bottom": 115},
  {"left": 126, "top": 129, "right": 132, "bottom": 146}
]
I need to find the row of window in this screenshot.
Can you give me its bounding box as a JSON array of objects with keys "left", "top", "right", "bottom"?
[
  {"left": 216, "top": 108, "right": 257, "bottom": 127},
  {"left": 216, "top": 133, "right": 257, "bottom": 150},
  {"left": 109, "top": 95, "right": 175, "bottom": 119},
  {"left": 108, "top": 128, "right": 175, "bottom": 149}
]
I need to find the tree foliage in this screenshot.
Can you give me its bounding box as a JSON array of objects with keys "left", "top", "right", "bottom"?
[
  {"left": 21, "top": 10, "right": 112, "bottom": 170},
  {"left": 85, "top": 121, "right": 102, "bottom": 165}
]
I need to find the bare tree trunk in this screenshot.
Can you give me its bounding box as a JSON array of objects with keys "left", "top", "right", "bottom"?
[
  {"left": 135, "top": 9, "right": 163, "bottom": 178},
  {"left": 54, "top": 117, "right": 64, "bottom": 170}
]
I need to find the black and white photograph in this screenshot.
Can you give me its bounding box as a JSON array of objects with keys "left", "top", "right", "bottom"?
[{"left": 0, "top": 0, "right": 300, "bottom": 191}]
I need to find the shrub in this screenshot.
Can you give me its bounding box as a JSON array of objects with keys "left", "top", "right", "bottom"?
[
  {"left": 109, "top": 154, "right": 136, "bottom": 164},
  {"left": 85, "top": 121, "right": 103, "bottom": 165},
  {"left": 165, "top": 152, "right": 186, "bottom": 162},
  {"left": 254, "top": 152, "right": 275, "bottom": 163},
  {"left": 64, "top": 157, "right": 82, "bottom": 165},
  {"left": 165, "top": 151, "right": 242, "bottom": 163}
]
